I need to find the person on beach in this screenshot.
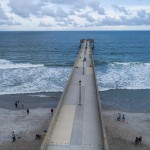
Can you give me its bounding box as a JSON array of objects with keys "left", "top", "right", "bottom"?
[
  {"left": 36, "top": 134, "right": 41, "bottom": 140},
  {"left": 135, "top": 137, "right": 139, "bottom": 145},
  {"left": 51, "top": 108, "right": 54, "bottom": 115},
  {"left": 122, "top": 114, "right": 125, "bottom": 122},
  {"left": 135, "top": 136, "right": 142, "bottom": 145},
  {"left": 12, "top": 131, "right": 16, "bottom": 142},
  {"left": 27, "top": 109, "right": 29, "bottom": 114},
  {"left": 15, "top": 101, "right": 18, "bottom": 108},
  {"left": 139, "top": 136, "right": 142, "bottom": 144},
  {"left": 117, "top": 113, "right": 121, "bottom": 121}
]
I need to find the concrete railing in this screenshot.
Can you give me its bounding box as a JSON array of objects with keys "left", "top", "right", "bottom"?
[
  {"left": 90, "top": 45, "right": 109, "bottom": 150},
  {"left": 40, "top": 42, "right": 86, "bottom": 150}
]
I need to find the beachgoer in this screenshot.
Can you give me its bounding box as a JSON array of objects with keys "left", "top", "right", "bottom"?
[
  {"left": 135, "top": 137, "right": 139, "bottom": 145},
  {"left": 139, "top": 136, "right": 142, "bottom": 144},
  {"left": 27, "top": 109, "right": 29, "bottom": 114},
  {"left": 122, "top": 114, "right": 125, "bottom": 122},
  {"left": 51, "top": 108, "right": 54, "bottom": 115},
  {"left": 36, "top": 134, "right": 41, "bottom": 140},
  {"left": 12, "top": 131, "right": 16, "bottom": 142},
  {"left": 117, "top": 113, "right": 121, "bottom": 121},
  {"left": 15, "top": 102, "right": 18, "bottom": 108},
  {"left": 22, "top": 104, "right": 24, "bottom": 109}
]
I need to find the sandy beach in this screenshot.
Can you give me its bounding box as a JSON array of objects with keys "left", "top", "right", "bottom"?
[
  {"left": 102, "top": 110, "right": 150, "bottom": 150},
  {"left": 0, "top": 92, "right": 61, "bottom": 150},
  {"left": 0, "top": 91, "right": 150, "bottom": 150}
]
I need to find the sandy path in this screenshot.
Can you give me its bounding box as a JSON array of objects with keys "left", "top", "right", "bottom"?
[{"left": 103, "top": 110, "right": 150, "bottom": 150}]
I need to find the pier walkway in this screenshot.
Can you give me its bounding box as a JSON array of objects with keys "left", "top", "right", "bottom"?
[{"left": 41, "top": 39, "right": 108, "bottom": 150}]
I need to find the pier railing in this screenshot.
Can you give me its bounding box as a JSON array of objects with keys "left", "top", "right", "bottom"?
[{"left": 91, "top": 44, "right": 109, "bottom": 150}]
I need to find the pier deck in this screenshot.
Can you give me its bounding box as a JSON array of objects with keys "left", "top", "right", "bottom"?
[{"left": 41, "top": 39, "right": 107, "bottom": 150}]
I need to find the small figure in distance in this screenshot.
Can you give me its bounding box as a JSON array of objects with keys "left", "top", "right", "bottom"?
[
  {"left": 12, "top": 131, "right": 16, "bottom": 142},
  {"left": 51, "top": 108, "right": 54, "bottom": 115},
  {"left": 36, "top": 134, "right": 41, "bottom": 140},
  {"left": 15, "top": 101, "right": 18, "bottom": 108},
  {"left": 122, "top": 114, "right": 125, "bottom": 122},
  {"left": 139, "top": 136, "right": 142, "bottom": 144},
  {"left": 117, "top": 113, "right": 121, "bottom": 121},
  {"left": 27, "top": 109, "right": 29, "bottom": 114},
  {"left": 135, "top": 137, "right": 139, "bottom": 145}
]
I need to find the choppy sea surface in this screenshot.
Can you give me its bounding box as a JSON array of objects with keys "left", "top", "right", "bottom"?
[{"left": 0, "top": 31, "right": 150, "bottom": 95}]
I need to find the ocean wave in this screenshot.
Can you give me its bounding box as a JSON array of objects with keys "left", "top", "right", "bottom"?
[
  {"left": 97, "top": 62, "right": 150, "bottom": 91},
  {"left": 1, "top": 59, "right": 150, "bottom": 94},
  {"left": 0, "top": 59, "right": 44, "bottom": 69},
  {"left": 0, "top": 59, "right": 71, "bottom": 95}
]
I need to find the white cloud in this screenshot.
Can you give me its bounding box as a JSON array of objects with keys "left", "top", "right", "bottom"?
[{"left": 0, "top": 0, "right": 150, "bottom": 30}]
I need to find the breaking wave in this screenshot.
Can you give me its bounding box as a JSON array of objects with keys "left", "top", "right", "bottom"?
[{"left": 1, "top": 59, "right": 150, "bottom": 94}]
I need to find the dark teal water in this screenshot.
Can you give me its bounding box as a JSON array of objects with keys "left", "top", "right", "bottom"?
[
  {"left": 1, "top": 31, "right": 150, "bottom": 65},
  {"left": 0, "top": 31, "right": 150, "bottom": 94}
]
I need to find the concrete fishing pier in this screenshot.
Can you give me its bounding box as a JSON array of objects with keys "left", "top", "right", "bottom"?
[{"left": 40, "top": 39, "right": 108, "bottom": 150}]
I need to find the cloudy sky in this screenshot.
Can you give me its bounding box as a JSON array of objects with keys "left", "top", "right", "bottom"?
[{"left": 0, "top": 0, "right": 150, "bottom": 30}]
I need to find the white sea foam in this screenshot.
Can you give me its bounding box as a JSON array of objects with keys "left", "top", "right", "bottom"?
[
  {"left": 97, "top": 62, "right": 150, "bottom": 91},
  {"left": 1, "top": 59, "right": 150, "bottom": 94},
  {"left": 0, "top": 59, "right": 44, "bottom": 69},
  {"left": 0, "top": 59, "right": 71, "bottom": 95}
]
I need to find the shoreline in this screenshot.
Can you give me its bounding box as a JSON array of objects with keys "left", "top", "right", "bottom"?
[
  {"left": 0, "top": 91, "right": 150, "bottom": 150},
  {"left": 0, "top": 92, "right": 62, "bottom": 110}
]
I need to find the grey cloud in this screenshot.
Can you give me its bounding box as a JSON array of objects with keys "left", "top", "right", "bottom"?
[
  {"left": 137, "top": 10, "right": 146, "bottom": 18},
  {"left": 8, "top": 0, "right": 42, "bottom": 18},
  {"left": 99, "top": 17, "right": 121, "bottom": 26},
  {"left": 78, "top": 13, "right": 96, "bottom": 22},
  {"left": 39, "top": 22, "right": 53, "bottom": 27},
  {"left": 0, "top": 6, "right": 20, "bottom": 25},
  {"left": 50, "top": 0, "right": 76, "bottom": 5},
  {"left": 9, "top": 0, "right": 69, "bottom": 19},
  {"left": 42, "top": 8, "right": 68, "bottom": 19},
  {"left": 95, "top": 13, "right": 150, "bottom": 26},
  {"left": 42, "top": 8, "right": 56, "bottom": 17},
  {"left": 96, "top": 7, "right": 105, "bottom": 15},
  {"left": 0, "top": 6, "right": 8, "bottom": 20},
  {"left": 88, "top": 1, "right": 105, "bottom": 15},
  {"left": 112, "top": 5, "right": 130, "bottom": 15},
  {"left": 55, "top": 9, "right": 68, "bottom": 18}
]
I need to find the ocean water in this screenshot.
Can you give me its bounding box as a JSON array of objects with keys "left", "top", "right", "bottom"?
[
  {"left": 0, "top": 31, "right": 150, "bottom": 95},
  {"left": 0, "top": 31, "right": 150, "bottom": 94}
]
